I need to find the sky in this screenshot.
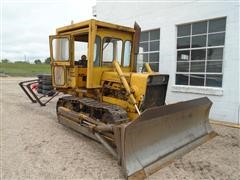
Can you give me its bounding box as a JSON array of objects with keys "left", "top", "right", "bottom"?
[{"left": 1, "top": 0, "right": 96, "bottom": 62}]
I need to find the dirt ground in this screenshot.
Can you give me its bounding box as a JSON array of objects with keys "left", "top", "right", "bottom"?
[{"left": 1, "top": 77, "right": 240, "bottom": 179}]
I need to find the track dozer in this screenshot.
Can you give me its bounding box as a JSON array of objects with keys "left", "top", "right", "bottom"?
[{"left": 49, "top": 19, "right": 216, "bottom": 179}]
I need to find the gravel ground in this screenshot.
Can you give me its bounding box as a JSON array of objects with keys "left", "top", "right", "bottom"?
[{"left": 1, "top": 77, "right": 240, "bottom": 179}]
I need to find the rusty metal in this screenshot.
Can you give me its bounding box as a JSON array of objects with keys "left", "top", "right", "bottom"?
[
  {"left": 127, "top": 132, "right": 216, "bottom": 179},
  {"left": 20, "top": 19, "right": 217, "bottom": 179},
  {"left": 57, "top": 96, "right": 128, "bottom": 123},
  {"left": 58, "top": 115, "right": 98, "bottom": 141},
  {"left": 57, "top": 96, "right": 215, "bottom": 179},
  {"left": 133, "top": 22, "right": 141, "bottom": 72},
  {"left": 58, "top": 106, "right": 113, "bottom": 132},
  {"left": 19, "top": 79, "right": 59, "bottom": 106},
  {"left": 95, "top": 132, "right": 118, "bottom": 159},
  {"left": 58, "top": 106, "right": 114, "bottom": 138},
  {"left": 115, "top": 97, "right": 214, "bottom": 178},
  {"left": 140, "top": 75, "right": 169, "bottom": 111},
  {"left": 19, "top": 79, "right": 38, "bottom": 103}
]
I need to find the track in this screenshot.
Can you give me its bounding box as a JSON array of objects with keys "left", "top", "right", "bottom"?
[{"left": 56, "top": 96, "right": 128, "bottom": 124}]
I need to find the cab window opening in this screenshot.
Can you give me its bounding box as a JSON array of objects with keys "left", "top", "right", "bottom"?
[
  {"left": 102, "top": 37, "right": 122, "bottom": 66},
  {"left": 74, "top": 34, "right": 88, "bottom": 67},
  {"left": 123, "top": 40, "right": 132, "bottom": 67},
  {"left": 94, "top": 36, "right": 101, "bottom": 67},
  {"left": 52, "top": 38, "right": 69, "bottom": 61}
]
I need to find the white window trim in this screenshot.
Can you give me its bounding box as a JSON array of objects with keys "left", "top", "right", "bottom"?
[{"left": 171, "top": 85, "right": 223, "bottom": 96}]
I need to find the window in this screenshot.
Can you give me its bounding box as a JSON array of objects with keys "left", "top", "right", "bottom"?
[
  {"left": 176, "top": 17, "right": 226, "bottom": 87},
  {"left": 73, "top": 34, "right": 88, "bottom": 67},
  {"left": 138, "top": 29, "right": 160, "bottom": 72},
  {"left": 52, "top": 38, "right": 69, "bottom": 61},
  {"left": 123, "top": 41, "right": 132, "bottom": 67},
  {"left": 74, "top": 41, "right": 88, "bottom": 61},
  {"left": 102, "top": 37, "right": 122, "bottom": 65},
  {"left": 94, "top": 36, "right": 101, "bottom": 66}
]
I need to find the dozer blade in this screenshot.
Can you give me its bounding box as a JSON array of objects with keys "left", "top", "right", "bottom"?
[{"left": 116, "top": 97, "right": 216, "bottom": 179}]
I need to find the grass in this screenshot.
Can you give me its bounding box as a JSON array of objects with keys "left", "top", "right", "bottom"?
[{"left": 0, "top": 63, "right": 51, "bottom": 77}]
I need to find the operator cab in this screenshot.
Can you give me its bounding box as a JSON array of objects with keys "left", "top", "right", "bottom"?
[{"left": 49, "top": 19, "right": 138, "bottom": 90}]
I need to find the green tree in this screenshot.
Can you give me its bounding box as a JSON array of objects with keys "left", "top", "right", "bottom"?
[
  {"left": 34, "top": 59, "right": 42, "bottom": 64},
  {"left": 15, "top": 61, "right": 29, "bottom": 64},
  {"left": 1, "top": 59, "right": 10, "bottom": 63},
  {"left": 44, "top": 57, "right": 51, "bottom": 64}
]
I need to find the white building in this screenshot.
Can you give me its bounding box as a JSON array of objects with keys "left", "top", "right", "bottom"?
[{"left": 95, "top": 0, "right": 239, "bottom": 124}]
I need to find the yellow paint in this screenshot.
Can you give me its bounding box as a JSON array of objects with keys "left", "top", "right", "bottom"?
[{"left": 49, "top": 19, "right": 158, "bottom": 121}]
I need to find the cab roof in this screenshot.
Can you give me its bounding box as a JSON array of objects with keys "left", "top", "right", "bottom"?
[{"left": 56, "top": 19, "right": 135, "bottom": 34}]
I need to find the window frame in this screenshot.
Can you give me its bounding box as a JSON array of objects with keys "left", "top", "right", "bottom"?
[
  {"left": 51, "top": 37, "right": 71, "bottom": 62},
  {"left": 175, "top": 17, "right": 226, "bottom": 88}
]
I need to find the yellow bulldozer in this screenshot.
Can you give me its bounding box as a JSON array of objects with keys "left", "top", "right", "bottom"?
[{"left": 22, "top": 19, "right": 216, "bottom": 179}]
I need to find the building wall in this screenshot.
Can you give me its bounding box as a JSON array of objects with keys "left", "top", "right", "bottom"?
[{"left": 95, "top": 1, "right": 240, "bottom": 124}]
